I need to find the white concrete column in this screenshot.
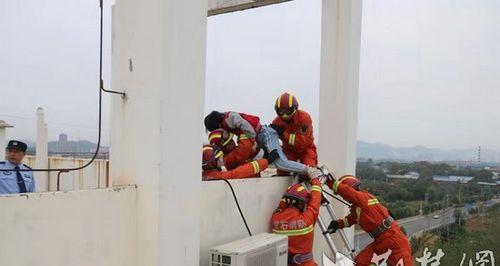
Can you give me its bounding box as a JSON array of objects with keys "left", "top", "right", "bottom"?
[
  {"left": 318, "top": 0, "right": 363, "bottom": 257},
  {"left": 35, "top": 107, "right": 49, "bottom": 191},
  {"left": 0, "top": 120, "right": 13, "bottom": 160},
  {"left": 110, "top": 0, "right": 207, "bottom": 265}
]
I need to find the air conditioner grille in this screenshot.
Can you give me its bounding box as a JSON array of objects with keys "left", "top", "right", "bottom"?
[
  {"left": 246, "top": 246, "right": 277, "bottom": 266},
  {"left": 211, "top": 254, "right": 231, "bottom": 266}
]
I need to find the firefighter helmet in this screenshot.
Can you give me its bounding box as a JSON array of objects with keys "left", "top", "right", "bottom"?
[
  {"left": 338, "top": 175, "right": 361, "bottom": 190},
  {"left": 283, "top": 183, "right": 310, "bottom": 203},
  {"left": 208, "top": 129, "right": 234, "bottom": 148},
  {"left": 275, "top": 92, "right": 299, "bottom": 118},
  {"left": 202, "top": 145, "right": 223, "bottom": 168}
]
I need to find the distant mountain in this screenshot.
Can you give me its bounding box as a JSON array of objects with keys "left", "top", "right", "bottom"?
[
  {"left": 357, "top": 141, "right": 500, "bottom": 162},
  {"left": 24, "top": 139, "right": 108, "bottom": 154},
  {"left": 48, "top": 140, "right": 102, "bottom": 153}
]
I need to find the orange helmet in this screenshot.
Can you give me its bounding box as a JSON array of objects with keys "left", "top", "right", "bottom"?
[
  {"left": 202, "top": 144, "right": 223, "bottom": 168},
  {"left": 208, "top": 129, "right": 234, "bottom": 148},
  {"left": 283, "top": 183, "right": 310, "bottom": 203},
  {"left": 338, "top": 175, "right": 361, "bottom": 190},
  {"left": 275, "top": 92, "right": 299, "bottom": 118}
]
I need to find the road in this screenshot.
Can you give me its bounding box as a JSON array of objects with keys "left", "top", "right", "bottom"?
[{"left": 352, "top": 208, "right": 455, "bottom": 250}]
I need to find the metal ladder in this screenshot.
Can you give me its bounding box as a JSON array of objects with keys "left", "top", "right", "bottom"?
[{"left": 300, "top": 167, "right": 357, "bottom": 264}]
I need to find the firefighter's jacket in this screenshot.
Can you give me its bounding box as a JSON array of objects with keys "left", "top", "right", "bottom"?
[
  {"left": 271, "top": 110, "right": 316, "bottom": 154},
  {"left": 224, "top": 135, "right": 259, "bottom": 170},
  {"left": 330, "top": 178, "right": 395, "bottom": 233},
  {"left": 271, "top": 179, "right": 322, "bottom": 264}
]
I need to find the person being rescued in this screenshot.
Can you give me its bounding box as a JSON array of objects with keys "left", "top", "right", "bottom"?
[
  {"left": 271, "top": 177, "right": 323, "bottom": 266},
  {"left": 270, "top": 92, "right": 318, "bottom": 176},
  {"left": 325, "top": 175, "right": 413, "bottom": 266},
  {"left": 204, "top": 111, "right": 321, "bottom": 178},
  {"left": 201, "top": 144, "right": 277, "bottom": 181},
  {"left": 208, "top": 128, "right": 259, "bottom": 171}
]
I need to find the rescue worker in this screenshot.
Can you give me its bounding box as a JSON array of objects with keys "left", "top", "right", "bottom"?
[
  {"left": 205, "top": 111, "right": 321, "bottom": 177},
  {"left": 0, "top": 140, "right": 35, "bottom": 194},
  {"left": 326, "top": 175, "right": 413, "bottom": 266},
  {"left": 271, "top": 178, "right": 323, "bottom": 266},
  {"left": 270, "top": 92, "right": 317, "bottom": 175},
  {"left": 202, "top": 144, "right": 274, "bottom": 180},
  {"left": 208, "top": 129, "right": 259, "bottom": 170},
  {"left": 205, "top": 111, "right": 260, "bottom": 165}
]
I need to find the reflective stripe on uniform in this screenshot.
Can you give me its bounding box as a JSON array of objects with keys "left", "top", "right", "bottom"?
[
  {"left": 288, "top": 133, "right": 296, "bottom": 146},
  {"left": 343, "top": 217, "right": 349, "bottom": 227},
  {"left": 311, "top": 185, "right": 322, "bottom": 193},
  {"left": 222, "top": 133, "right": 234, "bottom": 146},
  {"left": 368, "top": 198, "right": 379, "bottom": 206},
  {"left": 251, "top": 161, "right": 260, "bottom": 174},
  {"left": 202, "top": 146, "right": 212, "bottom": 152},
  {"left": 289, "top": 95, "right": 294, "bottom": 107},
  {"left": 356, "top": 207, "right": 361, "bottom": 221},
  {"left": 273, "top": 224, "right": 314, "bottom": 236},
  {"left": 333, "top": 180, "right": 341, "bottom": 193},
  {"left": 209, "top": 134, "right": 222, "bottom": 142},
  {"left": 277, "top": 95, "right": 282, "bottom": 108},
  {"left": 238, "top": 134, "right": 248, "bottom": 141}
]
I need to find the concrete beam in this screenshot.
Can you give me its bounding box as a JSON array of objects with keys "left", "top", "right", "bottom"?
[
  {"left": 318, "top": 0, "right": 363, "bottom": 257},
  {"left": 208, "top": 0, "right": 291, "bottom": 16},
  {"left": 111, "top": 0, "right": 207, "bottom": 265}
]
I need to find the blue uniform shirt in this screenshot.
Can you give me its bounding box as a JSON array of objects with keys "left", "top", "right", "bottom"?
[{"left": 0, "top": 161, "right": 35, "bottom": 194}]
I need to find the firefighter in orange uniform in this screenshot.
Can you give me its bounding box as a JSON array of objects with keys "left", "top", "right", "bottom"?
[
  {"left": 205, "top": 111, "right": 261, "bottom": 165},
  {"left": 202, "top": 145, "right": 274, "bottom": 181},
  {"left": 271, "top": 178, "right": 322, "bottom": 266},
  {"left": 270, "top": 93, "right": 317, "bottom": 175},
  {"left": 326, "top": 175, "right": 413, "bottom": 266},
  {"left": 208, "top": 129, "right": 259, "bottom": 170}
]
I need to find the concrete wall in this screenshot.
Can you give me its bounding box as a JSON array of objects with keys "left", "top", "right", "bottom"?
[
  {"left": 200, "top": 176, "right": 341, "bottom": 266},
  {"left": 25, "top": 155, "right": 109, "bottom": 192},
  {"left": 110, "top": 0, "right": 208, "bottom": 265},
  {"left": 318, "top": 0, "right": 363, "bottom": 257},
  {"left": 0, "top": 185, "right": 137, "bottom": 266}
]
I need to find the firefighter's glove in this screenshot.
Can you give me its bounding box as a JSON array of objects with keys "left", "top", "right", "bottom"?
[
  {"left": 321, "top": 195, "right": 330, "bottom": 205},
  {"left": 325, "top": 220, "right": 339, "bottom": 234},
  {"left": 264, "top": 149, "right": 280, "bottom": 164},
  {"left": 305, "top": 167, "right": 323, "bottom": 179},
  {"left": 297, "top": 174, "right": 310, "bottom": 184},
  {"left": 269, "top": 124, "right": 285, "bottom": 136}
]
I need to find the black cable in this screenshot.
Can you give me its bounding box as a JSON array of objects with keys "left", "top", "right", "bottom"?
[
  {"left": 322, "top": 189, "right": 351, "bottom": 207},
  {"left": 219, "top": 179, "right": 253, "bottom": 236},
  {"left": 15, "top": 0, "right": 125, "bottom": 176}
]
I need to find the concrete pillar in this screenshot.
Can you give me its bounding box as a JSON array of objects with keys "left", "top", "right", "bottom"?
[
  {"left": 0, "top": 120, "right": 14, "bottom": 160},
  {"left": 318, "top": 0, "right": 363, "bottom": 257},
  {"left": 35, "top": 107, "right": 49, "bottom": 191},
  {"left": 110, "top": 0, "right": 207, "bottom": 265}
]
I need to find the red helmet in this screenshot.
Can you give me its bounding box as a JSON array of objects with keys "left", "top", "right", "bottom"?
[
  {"left": 202, "top": 145, "right": 223, "bottom": 168},
  {"left": 275, "top": 92, "right": 299, "bottom": 118},
  {"left": 283, "top": 183, "right": 310, "bottom": 203},
  {"left": 208, "top": 129, "right": 234, "bottom": 148},
  {"left": 338, "top": 175, "right": 361, "bottom": 190}
]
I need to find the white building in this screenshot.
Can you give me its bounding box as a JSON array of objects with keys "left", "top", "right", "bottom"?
[{"left": 0, "top": 1, "right": 362, "bottom": 265}]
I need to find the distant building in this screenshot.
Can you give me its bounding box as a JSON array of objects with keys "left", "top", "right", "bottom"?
[
  {"left": 477, "top": 181, "right": 498, "bottom": 186},
  {"left": 59, "top": 133, "right": 68, "bottom": 142},
  {"left": 432, "top": 175, "right": 474, "bottom": 183},
  {"left": 387, "top": 171, "right": 420, "bottom": 180}
]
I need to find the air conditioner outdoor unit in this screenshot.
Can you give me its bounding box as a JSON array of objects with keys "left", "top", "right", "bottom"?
[{"left": 209, "top": 233, "right": 288, "bottom": 266}]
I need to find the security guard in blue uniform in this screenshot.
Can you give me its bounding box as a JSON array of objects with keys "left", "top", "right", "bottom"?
[{"left": 0, "top": 140, "right": 35, "bottom": 194}]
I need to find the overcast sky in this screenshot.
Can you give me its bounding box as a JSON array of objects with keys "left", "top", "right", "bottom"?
[{"left": 1, "top": 0, "right": 499, "bottom": 150}]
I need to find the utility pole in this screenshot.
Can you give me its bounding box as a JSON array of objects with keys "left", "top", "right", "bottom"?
[{"left": 478, "top": 146, "right": 481, "bottom": 164}]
